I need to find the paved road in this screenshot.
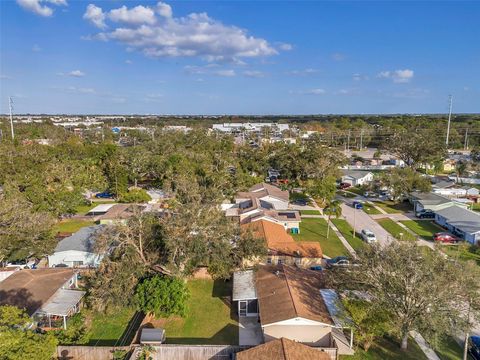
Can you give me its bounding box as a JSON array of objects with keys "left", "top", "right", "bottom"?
[{"left": 341, "top": 202, "right": 392, "bottom": 246}]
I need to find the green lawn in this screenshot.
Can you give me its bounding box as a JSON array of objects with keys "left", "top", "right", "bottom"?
[
  {"left": 54, "top": 219, "right": 96, "bottom": 233},
  {"left": 340, "top": 336, "right": 427, "bottom": 360},
  {"left": 338, "top": 190, "right": 357, "bottom": 199},
  {"left": 440, "top": 245, "right": 480, "bottom": 266},
  {"left": 376, "top": 218, "right": 417, "bottom": 242},
  {"left": 363, "top": 202, "right": 382, "bottom": 215},
  {"left": 400, "top": 220, "right": 443, "bottom": 240},
  {"left": 75, "top": 202, "right": 96, "bottom": 215},
  {"left": 300, "top": 209, "right": 321, "bottom": 215},
  {"left": 161, "top": 279, "right": 238, "bottom": 345},
  {"left": 292, "top": 218, "right": 349, "bottom": 257},
  {"left": 433, "top": 335, "right": 464, "bottom": 360},
  {"left": 331, "top": 218, "right": 365, "bottom": 251},
  {"left": 375, "top": 201, "right": 412, "bottom": 214},
  {"left": 347, "top": 186, "right": 366, "bottom": 195},
  {"left": 87, "top": 307, "right": 137, "bottom": 346},
  {"left": 472, "top": 203, "right": 480, "bottom": 212}
]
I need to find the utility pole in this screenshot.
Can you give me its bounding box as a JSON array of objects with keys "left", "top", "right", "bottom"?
[
  {"left": 360, "top": 129, "right": 364, "bottom": 150},
  {"left": 446, "top": 95, "right": 453, "bottom": 147},
  {"left": 464, "top": 128, "right": 469, "bottom": 150},
  {"left": 8, "top": 96, "right": 15, "bottom": 140},
  {"left": 347, "top": 129, "right": 351, "bottom": 152}
]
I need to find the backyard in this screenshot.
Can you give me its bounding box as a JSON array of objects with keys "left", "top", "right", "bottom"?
[
  {"left": 54, "top": 219, "right": 96, "bottom": 233},
  {"left": 331, "top": 218, "right": 365, "bottom": 251},
  {"left": 292, "top": 218, "right": 349, "bottom": 257},
  {"left": 376, "top": 218, "right": 416, "bottom": 242},
  {"left": 158, "top": 279, "right": 238, "bottom": 345},
  {"left": 339, "top": 336, "right": 427, "bottom": 360},
  {"left": 86, "top": 307, "right": 138, "bottom": 346},
  {"left": 399, "top": 220, "right": 443, "bottom": 240}
]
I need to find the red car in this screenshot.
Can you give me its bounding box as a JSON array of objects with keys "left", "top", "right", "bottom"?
[
  {"left": 433, "top": 232, "right": 459, "bottom": 243},
  {"left": 339, "top": 182, "right": 351, "bottom": 189}
]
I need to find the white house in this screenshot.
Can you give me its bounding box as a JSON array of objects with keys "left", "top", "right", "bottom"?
[
  {"left": 48, "top": 225, "right": 105, "bottom": 268},
  {"left": 236, "top": 183, "right": 290, "bottom": 210},
  {"left": 434, "top": 205, "right": 480, "bottom": 245},
  {"left": 410, "top": 192, "right": 468, "bottom": 213},
  {"left": 341, "top": 170, "right": 374, "bottom": 186}
]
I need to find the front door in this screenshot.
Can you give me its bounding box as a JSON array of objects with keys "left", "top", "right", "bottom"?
[{"left": 239, "top": 301, "right": 247, "bottom": 317}]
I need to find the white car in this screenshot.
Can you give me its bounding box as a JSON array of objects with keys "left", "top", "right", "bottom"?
[{"left": 361, "top": 229, "right": 377, "bottom": 244}]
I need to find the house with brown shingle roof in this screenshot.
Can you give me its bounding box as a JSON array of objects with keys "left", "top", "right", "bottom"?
[
  {"left": 236, "top": 183, "right": 290, "bottom": 210},
  {"left": 236, "top": 337, "right": 332, "bottom": 360},
  {"left": 242, "top": 220, "right": 322, "bottom": 267},
  {"left": 232, "top": 265, "right": 354, "bottom": 356}
]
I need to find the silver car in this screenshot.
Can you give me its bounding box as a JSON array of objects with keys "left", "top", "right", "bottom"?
[{"left": 361, "top": 229, "right": 377, "bottom": 244}]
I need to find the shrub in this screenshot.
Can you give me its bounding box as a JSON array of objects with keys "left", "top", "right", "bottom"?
[{"left": 119, "top": 189, "right": 151, "bottom": 203}]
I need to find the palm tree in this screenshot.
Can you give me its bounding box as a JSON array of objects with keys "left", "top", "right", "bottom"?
[
  {"left": 324, "top": 200, "right": 342, "bottom": 240},
  {"left": 455, "top": 161, "right": 467, "bottom": 184}
]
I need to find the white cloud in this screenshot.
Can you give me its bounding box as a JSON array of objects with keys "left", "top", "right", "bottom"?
[
  {"left": 55, "top": 86, "right": 95, "bottom": 94},
  {"left": 68, "top": 70, "right": 85, "bottom": 77},
  {"left": 84, "top": 2, "right": 279, "bottom": 62},
  {"left": 214, "top": 69, "right": 236, "bottom": 77},
  {"left": 332, "top": 52, "right": 345, "bottom": 61},
  {"left": 16, "top": 0, "right": 66, "bottom": 17},
  {"left": 125, "top": 59, "right": 133, "bottom": 64},
  {"left": 277, "top": 43, "right": 293, "bottom": 51},
  {"left": 84, "top": 4, "right": 106, "bottom": 29},
  {"left": 378, "top": 69, "right": 414, "bottom": 83},
  {"left": 157, "top": 2, "right": 172, "bottom": 18},
  {"left": 243, "top": 70, "right": 265, "bottom": 78},
  {"left": 32, "top": 44, "right": 42, "bottom": 52},
  {"left": 288, "top": 68, "right": 318, "bottom": 76},
  {"left": 109, "top": 5, "right": 156, "bottom": 25},
  {"left": 144, "top": 93, "right": 164, "bottom": 102},
  {"left": 292, "top": 88, "right": 326, "bottom": 95}
]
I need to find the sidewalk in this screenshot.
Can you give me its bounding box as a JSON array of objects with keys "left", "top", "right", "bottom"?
[{"left": 410, "top": 331, "right": 440, "bottom": 360}]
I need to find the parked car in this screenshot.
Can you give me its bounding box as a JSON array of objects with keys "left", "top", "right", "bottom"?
[
  {"left": 338, "top": 182, "right": 351, "bottom": 189},
  {"left": 95, "top": 191, "right": 114, "bottom": 199},
  {"left": 352, "top": 200, "right": 364, "bottom": 209},
  {"left": 309, "top": 265, "right": 324, "bottom": 271},
  {"left": 6, "top": 260, "right": 36, "bottom": 269},
  {"left": 293, "top": 199, "right": 308, "bottom": 206},
  {"left": 469, "top": 336, "right": 480, "bottom": 360},
  {"left": 360, "top": 229, "right": 377, "bottom": 243},
  {"left": 363, "top": 191, "right": 378, "bottom": 198},
  {"left": 326, "top": 256, "right": 350, "bottom": 268},
  {"left": 416, "top": 209, "right": 435, "bottom": 219},
  {"left": 433, "top": 233, "right": 459, "bottom": 244}
]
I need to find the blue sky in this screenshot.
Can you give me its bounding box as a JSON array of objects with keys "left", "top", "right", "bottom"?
[{"left": 0, "top": 1, "right": 479, "bottom": 114}]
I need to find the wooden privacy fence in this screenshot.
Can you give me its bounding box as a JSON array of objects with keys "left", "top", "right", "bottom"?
[{"left": 56, "top": 346, "right": 130, "bottom": 360}]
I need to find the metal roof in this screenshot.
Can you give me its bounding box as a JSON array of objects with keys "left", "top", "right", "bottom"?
[
  {"left": 233, "top": 270, "right": 257, "bottom": 301},
  {"left": 54, "top": 225, "right": 104, "bottom": 253},
  {"left": 37, "top": 289, "right": 85, "bottom": 316},
  {"left": 319, "top": 289, "right": 353, "bottom": 328},
  {"left": 436, "top": 205, "right": 480, "bottom": 234},
  {"left": 87, "top": 203, "right": 116, "bottom": 214},
  {"left": 140, "top": 328, "right": 165, "bottom": 344},
  {"left": 410, "top": 192, "right": 453, "bottom": 205}
]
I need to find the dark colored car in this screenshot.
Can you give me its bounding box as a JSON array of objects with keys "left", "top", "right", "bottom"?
[
  {"left": 339, "top": 182, "right": 351, "bottom": 189},
  {"left": 293, "top": 199, "right": 308, "bottom": 206},
  {"left": 352, "top": 201, "right": 364, "bottom": 209},
  {"left": 95, "top": 191, "right": 114, "bottom": 199},
  {"left": 326, "top": 256, "right": 350, "bottom": 268},
  {"left": 309, "top": 265, "right": 324, "bottom": 271},
  {"left": 469, "top": 336, "right": 480, "bottom": 360},
  {"left": 416, "top": 209, "right": 435, "bottom": 219}
]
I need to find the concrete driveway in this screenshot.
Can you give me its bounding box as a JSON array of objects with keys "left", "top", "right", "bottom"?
[{"left": 341, "top": 202, "right": 393, "bottom": 246}]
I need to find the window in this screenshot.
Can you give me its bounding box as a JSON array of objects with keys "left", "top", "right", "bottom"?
[
  {"left": 267, "top": 258, "right": 272, "bottom": 264},
  {"left": 277, "top": 259, "right": 283, "bottom": 265},
  {"left": 73, "top": 261, "right": 83, "bottom": 267}
]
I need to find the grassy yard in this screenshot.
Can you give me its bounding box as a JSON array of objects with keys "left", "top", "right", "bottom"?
[
  {"left": 400, "top": 220, "right": 443, "bottom": 240},
  {"left": 375, "top": 201, "right": 412, "bottom": 214},
  {"left": 440, "top": 245, "right": 480, "bottom": 266},
  {"left": 363, "top": 202, "right": 382, "bottom": 215},
  {"left": 377, "top": 218, "right": 417, "bottom": 242},
  {"left": 472, "top": 203, "right": 480, "bottom": 212},
  {"left": 54, "top": 219, "right": 96, "bottom": 233},
  {"left": 292, "top": 218, "right": 349, "bottom": 257},
  {"left": 433, "top": 335, "right": 464, "bottom": 360},
  {"left": 331, "top": 218, "right": 365, "bottom": 251},
  {"left": 160, "top": 279, "right": 238, "bottom": 345},
  {"left": 74, "top": 202, "right": 96, "bottom": 215},
  {"left": 347, "top": 186, "right": 366, "bottom": 195},
  {"left": 300, "top": 209, "right": 321, "bottom": 215},
  {"left": 337, "top": 190, "right": 357, "bottom": 198},
  {"left": 87, "top": 307, "right": 137, "bottom": 346},
  {"left": 340, "top": 336, "right": 427, "bottom": 360}
]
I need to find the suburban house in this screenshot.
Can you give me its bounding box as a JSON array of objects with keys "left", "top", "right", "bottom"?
[
  {"left": 48, "top": 225, "right": 105, "bottom": 268},
  {"left": 340, "top": 170, "right": 374, "bottom": 186},
  {"left": 97, "top": 203, "right": 139, "bottom": 225},
  {"left": 233, "top": 265, "right": 354, "bottom": 356},
  {"left": 434, "top": 205, "right": 480, "bottom": 245},
  {"left": 87, "top": 203, "right": 116, "bottom": 216},
  {"left": 236, "top": 337, "right": 332, "bottom": 360},
  {"left": 432, "top": 185, "right": 480, "bottom": 198},
  {"left": 236, "top": 183, "right": 290, "bottom": 210},
  {"left": 410, "top": 192, "right": 468, "bottom": 213},
  {"left": 242, "top": 220, "right": 322, "bottom": 267},
  {"left": 0, "top": 269, "right": 85, "bottom": 329},
  {"left": 225, "top": 183, "right": 301, "bottom": 233}
]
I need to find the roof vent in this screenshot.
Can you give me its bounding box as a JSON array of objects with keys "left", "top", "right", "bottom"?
[{"left": 275, "top": 270, "right": 280, "bottom": 277}]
